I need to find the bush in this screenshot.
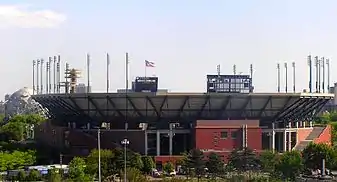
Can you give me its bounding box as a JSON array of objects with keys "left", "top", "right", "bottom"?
[
  {"left": 120, "top": 168, "right": 147, "bottom": 182},
  {"left": 26, "top": 169, "right": 41, "bottom": 181}
]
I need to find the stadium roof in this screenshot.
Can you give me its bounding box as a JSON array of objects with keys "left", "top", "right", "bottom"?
[{"left": 32, "top": 92, "right": 333, "bottom": 126}]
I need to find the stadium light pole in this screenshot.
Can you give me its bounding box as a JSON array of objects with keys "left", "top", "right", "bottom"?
[
  {"left": 121, "top": 138, "right": 129, "bottom": 182},
  {"left": 98, "top": 128, "right": 101, "bottom": 182}
]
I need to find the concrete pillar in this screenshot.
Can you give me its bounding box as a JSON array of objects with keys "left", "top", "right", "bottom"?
[
  {"left": 87, "top": 123, "right": 91, "bottom": 129},
  {"left": 296, "top": 122, "right": 299, "bottom": 128},
  {"left": 309, "top": 121, "right": 313, "bottom": 127},
  {"left": 72, "top": 122, "right": 76, "bottom": 129},
  {"left": 288, "top": 131, "right": 292, "bottom": 151},
  {"left": 303, "top": 121, "right": 306, "bottom": 128},
  {"left": 156, "top": 130, "right": 160, "bottom": 156},
  {"left": 144, "top": 131, "right": 148, "bottom": 155},
  {"left": 272, "top": 123, "right": 276, "bottom": 152},
  {"left": 169, "top": 124, "right": 173, "bottom": 155},
  {"left": 283, "top": 131, "right": 287, "bottom": 152}
]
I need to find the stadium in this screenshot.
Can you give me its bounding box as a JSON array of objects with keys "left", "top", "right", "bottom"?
[{"left": 31, "top": 58, "right": 333, "bottom": 165}]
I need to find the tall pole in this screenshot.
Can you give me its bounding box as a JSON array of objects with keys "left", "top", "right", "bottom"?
[
  {"left": 292, "top": 62, "right": 295, "bottom": 93},
  {"left": 308, "top": 55, "right": 312, "bottom": 93},
  {"left": 327, "top": 59, "right": 330, "bottom": 92},
  {"left": 53, "top": 56, "right": 56, "bottom": 93},
  {"left": 284, "top": 62, "right": 288, "bottom": 93},
  {"left": 277, "top": 63, "right": 280, "bottom": 93},
  {"left": 216, "top": 64, "right": 220, "bottom": 92},
  {"left": 46, "top": 61, "right": 49, "bottom": 94},
  {"left": 125, "top": 53, "right": 129, "bottom": 130},
  {"left": 250, "top": 64, "right": 253, "bottom": 93},
  {"left": 98, "top": 128, "right": 101, "bottom": 182},
  {"left": 49, "top": 57, "right": 52, "bottom": 94},
  {"left": 87, "top": 54, "right": 90, "bottom": 93},
  {"left": 124, "top": 141, "right": 127, "bottom": 182},
  {"left": 33, "top": 60, "right": 36, "bottom": 95},
  {"left": 322, "top": 57, "right": 325, "bottom": 93},
  {"left": 106, "top": 53, "right": 110, "bottom": 93},
  {"left": 318, "top": 57, "right": 321, "bottom": 93},
  {"left": 233, "top": 64, "right": 236, "bottom": 92},
  {"left": 40, "top": 59, "right": 44, "bottom": 94},
  {"left": 57, "top": 55, "right": 61, "bottom": 93},
  {"left": 36, "top": 59, "right": 40, "bottom": 94},
  {"left": 315, "top": 56, "right": 319, "bottom": 93}
]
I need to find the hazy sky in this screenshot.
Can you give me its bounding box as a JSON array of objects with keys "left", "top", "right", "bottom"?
[{"left": 1, "top": 0, "right": 337, "bottom": 97}]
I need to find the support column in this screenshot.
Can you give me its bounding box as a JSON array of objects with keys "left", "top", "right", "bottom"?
[
  {"left": 309, "top": 121, "right": 313, "bottom": 128},
  {"left": 303, "top": 121, "right": 306, "bottom": 128},
  {"left": 296, "top": 122, "right": 299, "bottom": 128},
  {"left": 272, "top": 123, "right": 276, "bottom": 152},
  {"left": 169, "top": 124, "right": 173, "bottom": 156},
  {"left": 283, "top": 131, "right": 287, "bottom": 152},
  {"left": 156, "top": 130, "right": 160, "bottom": 156},
  {"left": 144, "top": 131, "right": 148, "bottom": 155},
  {"left": 288, "top": 131, "right": 292, "bottom": 151}
]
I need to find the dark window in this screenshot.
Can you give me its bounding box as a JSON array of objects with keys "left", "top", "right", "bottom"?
[
  {"left": 231, "top": 131, "right": 238, "bottom": 139},
  {"left": 220, "top": 131, "right": 228, "bottom": 139}
]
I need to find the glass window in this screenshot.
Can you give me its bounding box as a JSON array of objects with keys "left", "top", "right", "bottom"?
[
  {"left": 220, "top": 131, "right": 228, "bottom": 139},
  {"left": 231, "top": 131, "right": 238, "bottom": 139}
]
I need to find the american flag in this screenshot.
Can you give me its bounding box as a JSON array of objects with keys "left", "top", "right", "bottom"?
[{"left": 145, "top": 60, "right": 155, "bottom": 67}]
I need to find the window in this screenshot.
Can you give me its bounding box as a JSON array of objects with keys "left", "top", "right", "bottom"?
[
  {"left": 220, "top": 131, "right": 228, "bottom": 139},
  {"left": 231, "top": 131, "right": 238, "bottom": 139}
]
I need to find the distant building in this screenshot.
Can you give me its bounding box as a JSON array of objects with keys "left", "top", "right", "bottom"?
[{"left": 75, "top": 83, "right": 91, "bottom": 93}]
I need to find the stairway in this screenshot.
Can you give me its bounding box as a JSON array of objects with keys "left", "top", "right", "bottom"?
[{"left": 295, "top": 127, "right": 325, "bottom": 151}]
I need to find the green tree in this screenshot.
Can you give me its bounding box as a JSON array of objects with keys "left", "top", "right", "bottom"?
[
  {"left": 16, "top": 170, "right": 27, "bottom": 181},
  {"left": 205, "top": 152, "right": 224, "bottom": 177},
  {"left": 276, "top": 150, "right": 303, "bottom": 180},
  {"left": 86, "top": 149, "right": 114, "bottom": 179},
  {"left": 186, "top": 149, "right": 205, "bottom": 180},
  {"left": 227, "top": 148, "right": 260, "bottom": 172},
  {"left": 259, "top": 150, "right": 280, "bottom": 174},
  {"left": 141, "top": 156, "right": 155, "bottom": 174},
  {"left": 0, "top": 150, "right": 36, "bottom": 171},
  {"left": 120, "top": 167, "right": 147, "bottom": 182},
  {"left": 47, "top": 168, "right": 62, "bottom": 182},
  {"left": 163, "top": 162, "right": 175, "bottom": 174},
  {"left": 26, "top": 169, "right": 41, "bottom": 181},
  {"left": 69, "top": 157, "right": 91, "bottom": 181},
  {"left": 1, "top": 121, "right": 26, "bottom": 141},
  {"left": 302, "top": 142, "right": 337, "bottom": 170}
]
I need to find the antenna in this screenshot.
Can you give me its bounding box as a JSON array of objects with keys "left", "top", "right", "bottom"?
[
  {"left": 33, "top": 60, "right": 36, "bottom": 95},
  {"left": 87, "top": 54, "right": 90, "bottom": 93},
  {"left": 315, "top": 56, "right": 319, "bottom": 93},
  {"left": 277, "top": 63, "right": 280, "bottom": 93},
  {"left": 292, "top": 62, "right": 296, "bottom": 93},
  {"left": 322, "top": 57, "right": 325, "bottom": 93},
  {"left": 308, "top": 55, "right": 312, "bottom": 93},
  {"left": 53, "top": 56, "right": 56, "bottom": 93},
  {"left": 48, "top": 57, "right": 52, "bottom": 93},
  {"left": 46, "top": 60, "right": 49, "bottom": 94},
  {"left": 36, "top": 59, "right": 40, "bottom": 94},
  {"left": 284, "top": 62, "right": 288, "bottom": 93},
  {"left": 57, "top": 55, "right": 61, "bottom": 93},
  {"left": 327, "top": 59, "right": 330, "bottom": 92}
]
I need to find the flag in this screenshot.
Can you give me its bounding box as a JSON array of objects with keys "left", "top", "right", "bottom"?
[{"left": 145, "top": 60, "right": 155, "bottom": 67}]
